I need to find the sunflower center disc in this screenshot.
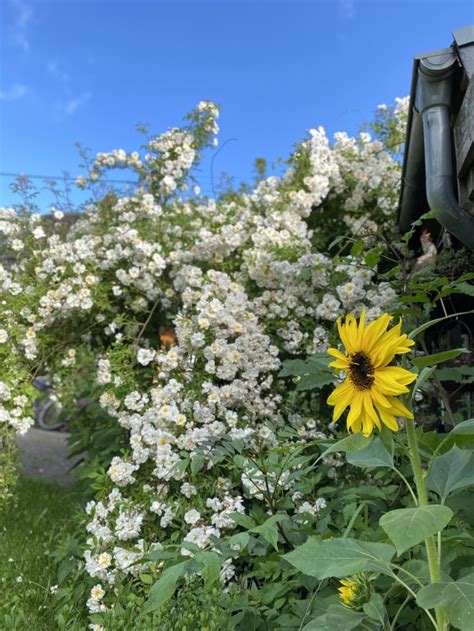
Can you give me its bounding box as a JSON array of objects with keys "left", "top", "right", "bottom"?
[{"left": 349, "top": 351, "right": 374, "bottom": 390}]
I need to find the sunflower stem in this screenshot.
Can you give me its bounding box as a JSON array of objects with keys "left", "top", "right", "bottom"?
[{"left": 405, "top": 418, "right": 447, "bottom": 631}]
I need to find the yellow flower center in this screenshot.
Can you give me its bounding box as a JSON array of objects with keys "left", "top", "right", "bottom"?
[{"left": 349, "top": 351, "right": 374, "bottom": 390}]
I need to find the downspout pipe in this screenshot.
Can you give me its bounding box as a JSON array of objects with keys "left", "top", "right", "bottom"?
[
  {"left": 398, "top": 100, "right": 425, "bottom": 234},
  {"left": 416, "top": 52, "right": 474, "bottom": 250}
]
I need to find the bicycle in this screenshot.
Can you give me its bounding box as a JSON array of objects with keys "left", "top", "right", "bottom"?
[{"left": 32, "top": 377, "right": 69, "bottom": 431}]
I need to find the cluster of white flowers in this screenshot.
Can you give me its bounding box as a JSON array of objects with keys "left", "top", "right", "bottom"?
[{"left": 0, "top": 99, "right": 408, "bottom": 611}]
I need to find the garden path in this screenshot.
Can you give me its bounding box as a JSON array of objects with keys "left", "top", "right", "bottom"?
[{"left": 15, "top": 428, "right": 80, "bottom": 485}]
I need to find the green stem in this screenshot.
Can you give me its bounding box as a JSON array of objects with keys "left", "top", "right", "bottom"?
[
  {"left": 389, "top": 572, "right": 437, "bottom": 630},
  {"left": 390, "top": 595, "right": 412, "bottom": 630},
  {"left": 391, "top": 466, "right": 418, "bottom": 505},
  {"left": 405, "top": 418, "right": 447, "bottom": 631}
]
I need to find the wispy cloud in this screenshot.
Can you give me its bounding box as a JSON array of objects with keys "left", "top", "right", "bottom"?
[
  {"left": 10, "top": 0, "right": 33, "bottom": 53},
  {"left": 64, "top": 91, "right": 92, "bottom": 115},
  {"left": 47, "top": 60, "right": 70, "bottom": 85},
  {"left": 46, "top": 61, "right": 91, "bottom": 117},
  {"left": 338, "top": 0, "right": 356, "bottom": 21},
  {"left": 0, "top": 83, "right": 28, "bottom": 101}
]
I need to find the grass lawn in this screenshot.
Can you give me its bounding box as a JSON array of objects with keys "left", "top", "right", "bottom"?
[{"left": 0, "top": 476, "right": 83, "bottom": 630}]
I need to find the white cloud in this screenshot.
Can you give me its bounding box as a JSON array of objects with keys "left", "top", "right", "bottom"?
[
  {"left": 64, "top": 91, "right": 92, "bottom": 115},
  {"left": 10, "top": 0, "right": 33, "bottom": 53},
  {"left": 338, "top": 0, "right": 356, "bottom": 21},
  {"left": 47, "top": 60, "right": 70, "bottom": 84},
  {"left": 0, "top": 83, "right": 28, "bottom": 101}
]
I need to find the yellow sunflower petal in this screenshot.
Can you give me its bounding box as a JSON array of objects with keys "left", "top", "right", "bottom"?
[
  {"left": 373, "top": 321, "right": 415, "bottom": 367},
  {"left": 386, "top": 396, "right": 414, "bottom": 420},
  {"left": 349, "top": 416, "right": 362, "bottom": 433},
  {"left": 327, "top": 347, "right": 348, "bottom": 362},
  {"left": 337, "top": 317, "right": 356, "bottom": 354},
  {"left": 346, "top": 391, "right": 363, "bottom": 430},
  {"left": 362, "top": 313, "right": 392, "bottom": 353},
  {"left": 327, "top": 379, "right": 352, "bottom": 421},
  {"left": 394, "top": 335, "right": 415, "bottom": 355},
  {"left": 372, "top": 324, "right": 405, "bottom": 367},
  {"left": 377, "top": 406, "right": 400, "bottom": 432},
  {"left": 374, "top": 366, "right": 416, "bottom": 395},
  {"left": 327, "top": 347, "right": 350, "bottom": 370},
  {"left": 363, "top": 392, "right": 381, "bottom": 435},
  {"left": 356, "top": 309, "right": 366, "bottom": 348},
  {"left": 370, "top": 385, "right": 392, "bottom": 408}
]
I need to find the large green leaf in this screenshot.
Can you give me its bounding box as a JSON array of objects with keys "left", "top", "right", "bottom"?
[
  {"left": 451, "top": 419, "right": 474, "bottom": 435},
  {"left": 142, "top": 560, "right": 189, "bottom": 614},
  {"left": 302, "top": 605, "right": 366, "bottom": 630},
  {"left": 279, "top": 354, "right": 330, "bottom": 377},
  {"left": 346, "top": 438, "right": 393, "bottom": 469},
  {"left": 319, "top": 434, "right": 371, "bottom": 459},
  {"left": 363, "top": 593, "right": 386, "bottom": 625},
  {"left": 426, "top": 446, "right": 474, "bottom": 502},
  {"left": 283, "top": 537, "right": 395, "bottom": 579},
  {"left": 379, "top": 505, "right": 453, "bottom": 556},
  {"left": 412, "top": 348, "right": 470, "bottom": 370},
  {"left": 296, "top": 373, "right": 336, "bottom": 391},
  {"left": 416, "top": 574, "right": 474, "bottom": 630},
  {"left": 279, "top": 353, "right": 335, "bottom": 391}
]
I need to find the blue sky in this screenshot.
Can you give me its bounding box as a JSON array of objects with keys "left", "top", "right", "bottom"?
[{"left": 0, "top": 0, "right": 472, "bottom": 209}]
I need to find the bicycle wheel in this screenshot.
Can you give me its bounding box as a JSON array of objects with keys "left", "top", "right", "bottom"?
[{"left": 35, "top": 397, "right": 67, "bottom": 431}]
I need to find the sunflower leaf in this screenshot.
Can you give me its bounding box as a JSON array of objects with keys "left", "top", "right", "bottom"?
[
  {"left": 416, "top": 574, "right": 474, "bottom": 630},
  {"left": 426, "top": 446, "right": 474, "bottom": 502},
  {"left": 379, "top": 505, "right": 453, "bottom": 555},
  {"left": 363, "top": 593, "right": 386, "bottom": 624},
  {"left": 451, "top": 419, "right": 474, "bottom": 435},
  {"left": 346, "top": 438, "right": 393, "bottom": 469},
  {"left": 302, "top": 605, "right": 367, "bottom": 630},
  {"left": 283, "top": 537, "right": 395, "bottom": 579},
  {"left": 318, "top": 434, "right": 371, "bottom": 459},
  {"left": 296, "top": 373, "right": 336, "bottom": 391},
  {"left": 412, "top": 348, "right": 470, "bottom": 370}
]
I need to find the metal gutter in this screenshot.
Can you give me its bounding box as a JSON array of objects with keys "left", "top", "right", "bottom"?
[
  {"left": 398, "top": 55, "right": 426, "bottom": 234},
  {"left": 398, "top": 37, "right": 474, "bottom": 250}
]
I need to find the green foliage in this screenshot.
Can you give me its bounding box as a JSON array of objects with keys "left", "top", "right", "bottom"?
[
  {"left": 0, "top": 424, "right": 20, "bottom": 508},
  {"left": 426, "top": 446, "right": 474, "bottom": 502},
  {"left": 284, "top": 538, "right": 396, "bottom": 579},
  {"left": 0, "top": 477, "right": 85, "bottom": 631},
  {"left": 416, "top": 574, "right": 474, "bottom": 630},
  {"left": 346, "top": 438, "right": 393, "bottom": 469},
  {"left": 280, "top": 353, "right": 336, "bottom": 391},
  {"left": 379, "top": 506, "right": 453, "bottom": 555}
]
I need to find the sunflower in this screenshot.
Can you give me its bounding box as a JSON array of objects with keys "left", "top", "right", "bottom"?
[
  {"left": 338, "top": 574, "right": 371, "bottom": 608},
  {"left": 327, "top": 311, "right": 416, "bottom": 437},
  {"left": 338, "top": 578, "right": 357, "bottom": 607}
]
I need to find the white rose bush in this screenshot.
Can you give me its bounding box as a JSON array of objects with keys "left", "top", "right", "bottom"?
[{"left": 2, "top": 97, "right": 473, "bottom": 630}]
